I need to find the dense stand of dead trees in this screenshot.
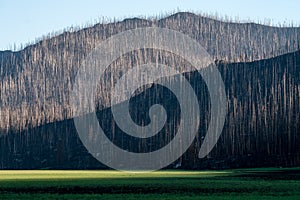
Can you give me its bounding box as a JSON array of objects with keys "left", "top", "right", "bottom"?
[{"left": 0, "top": 12, "right": 300, "bottom": 169}]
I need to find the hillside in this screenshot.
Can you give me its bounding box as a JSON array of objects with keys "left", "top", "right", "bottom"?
[
  {"left": 0, "top": 49, "right": 299, "bottom": 169},
  {"left": 1, "top": 12, "right": 300, "bottom": 133},
  {"left": 0, "top": 12, "right": 300, "bottom": 169}
]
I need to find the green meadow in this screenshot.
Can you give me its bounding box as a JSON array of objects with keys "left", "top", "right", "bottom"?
[{"left": 0, "top": 168, "right": 299, "bottom": 199}]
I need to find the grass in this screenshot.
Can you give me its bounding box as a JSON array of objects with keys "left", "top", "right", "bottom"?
[{"left": 0, "top": 168, "right": 299, "bottom": 199}]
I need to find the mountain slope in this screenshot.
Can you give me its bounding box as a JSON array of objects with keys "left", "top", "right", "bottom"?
[
  {"left": 0, "top": 49, "right": 299, "bottom": 169},
  {"left": 1, "top": 12, "right": 300, "bottom": 133}
]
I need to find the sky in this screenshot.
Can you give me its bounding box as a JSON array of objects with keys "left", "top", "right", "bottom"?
[{"left": 0, "top": 0, "right": 300, "bottom": 50}]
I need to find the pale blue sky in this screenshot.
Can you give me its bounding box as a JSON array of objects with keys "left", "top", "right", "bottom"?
[{"left": 0, "top": 0, "right": 299, "bottom": 50}]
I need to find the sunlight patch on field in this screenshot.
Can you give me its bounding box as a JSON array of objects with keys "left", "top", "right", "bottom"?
[{"left": 0, "top": 170, "right": 231, "bottom": 180}]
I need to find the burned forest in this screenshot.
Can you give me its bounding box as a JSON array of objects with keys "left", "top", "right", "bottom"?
[{"left": 0, "top": 12, "right": 300, "bottom": 169}]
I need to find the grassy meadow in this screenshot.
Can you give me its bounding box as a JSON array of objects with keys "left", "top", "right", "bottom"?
[{"left": 0, "top": 168, "right": 299, "bottom": 199}]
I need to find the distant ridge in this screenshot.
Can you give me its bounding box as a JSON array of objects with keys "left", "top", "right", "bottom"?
[{"left": 2, "top": 12, "right": 300, "bottom": 59}]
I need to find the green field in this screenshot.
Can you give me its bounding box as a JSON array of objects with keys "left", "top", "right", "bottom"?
[{"left": 0, "top": 168, "right": 299, "bottom": 199}]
